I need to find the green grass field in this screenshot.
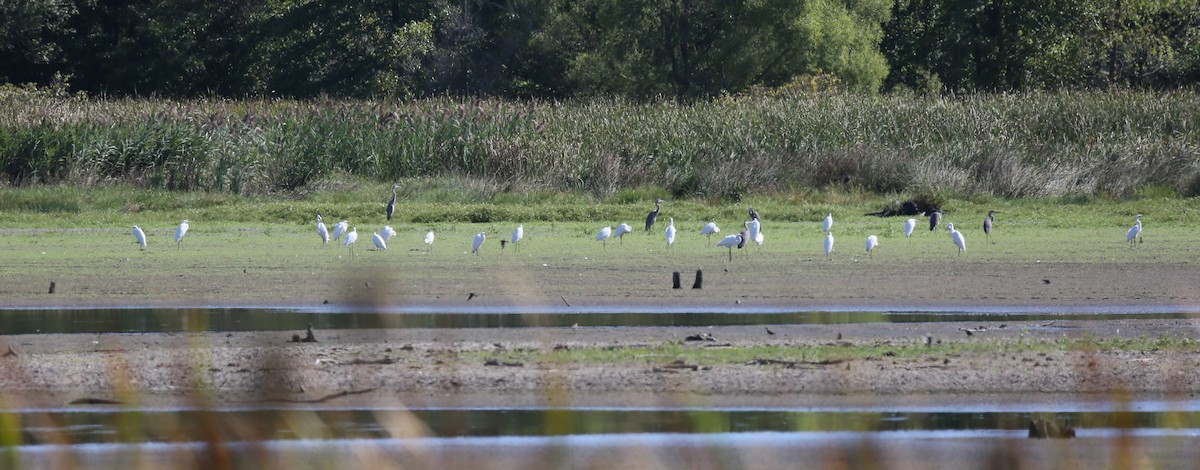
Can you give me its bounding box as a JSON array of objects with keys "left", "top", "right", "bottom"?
[{"left": 0, "top": 183, "right": 1196, "bottom": 307}]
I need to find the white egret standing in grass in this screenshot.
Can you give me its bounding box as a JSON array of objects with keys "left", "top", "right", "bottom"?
[
  {"left": 614, "top": 223, "right": 632, "bottom": 244},
  {"left": 472, "top": 232, "right": 486, "bottom": 255},
  {"left": 1127, "top": 214, "right": 1143, "bottom": 247},
  {"left": 424, "top": 230, "right": 435, "bottom": 252},
  {"left": 700, "top": 221, "right": 720, "bottom": 242},
  {"left": 665, "top": 218, "right": 676, "bottom": 250},
  {"left": 372, "top": 231, "right": 387, "bottom": 250},
  {"left": 344, "top": 227, "right": 358, "bottom": 258},
  {"left": 948, "top": 223, "right": 966, "bottom": 255},
  {"left": 386, "top": 184, "right": 397, "bottom": 221},
  {"left": 904, "top": 218, "right": 917, "bottom": 239},
  {"left": 983, "top": 210, "right": 999, "bottom": 244},
  {"left": 824, "top": 232, "right": 835, "bottom": 259},
  {"left": 596, "top": 226, "right": 613, "bottom": 250},
  {"left": 132, "top": 225, "right": 147, "bottom": 250},
  {"left": 866, "top": 235, "right": 879, "bottom": 258},
  {"left": 747, "top": 218, "right": 761, "bottom": 249},
  {"left": 822, "top": 213, "right": 833, "bottom": 233},
  {"left": 316, "top": 214, "right": 329, "bottom": 246},
  {"left": 380, "top": 225, "right": 396, "bottom": 242},
  {"left": 511, "top": 224, "right": 524, "bottom": 252},
  {"left": 716, "top": 234, "right": 741, "bottom": 261},
  {"left": 332, "top": 220, "right": 349, "bottom": 241},
  {"left": 175, "top": 220, "right": 189, "bottom": 250}
]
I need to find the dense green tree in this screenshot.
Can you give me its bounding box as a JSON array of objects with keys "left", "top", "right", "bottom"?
[
  {"left": 543, "top": 0, "right": 892, "bottom": 99},
  {"left": 0, "top": 0, "right": 76, "bottom": 85}
]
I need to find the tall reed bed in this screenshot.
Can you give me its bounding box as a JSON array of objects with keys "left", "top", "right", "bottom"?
[{"left": 2, "top": 87, "right": 1198, "bottom": 198}]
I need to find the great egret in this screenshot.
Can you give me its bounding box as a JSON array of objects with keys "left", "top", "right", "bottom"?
[
  {"left": 424, "top": 230, "right": 435, "bottom": 252},
  {"left": 716, "top": 234, "right": 741, "bottom": 261},
  {"left": 747, "top": 219, "right": 761, "bottom": 249},
  {"left": 132, "top": 225, "right": 147, "bottom": 250},
  {"left": 824, "top": 232, "right": 835, "bottom": 259},
  {"left": 344, "top": 227, "right": 358, "bottom": 258},
  {"left": 645, "top": 199, "right": 664, "bottom": 232},
  {"left": 386, "top": 184, "right": 397, "bottom": 221},
  {"left": 614, "top": 223, "right": 632, "bottom": 244},
  {"left": 822, "top": 213, "right": 833, "bottom": 233},
  {"left": 904, "top": 218, "right": 917, "bottom": 238},
  {"left": 929, "top": 211, "right": 942, "bottom": 232},
  {"left": 175, "top": 220, "right": 189, "bottom": 250},
  {"left": 597, "top": 226, "right": 613, "bottom": 250},
  {"left": 948, "top": 223, "right": 966, "bottom": 255},
  {"left": 332, "top": 220, "right": 349, "bottom": 241},
  {"left": 511, "top": 224, "right": 524, "bottom": 252},
  {"left": 1127, "top": 214, "right": 1143, "bottom": 247},
  {"left": 748, "top": 206, "right": 760, "bottom": 221},
  {"left": 866, "top": 235, "right": 879, "bottom": 257},
  {"left": 983, "top": 210, "right": 999, "bottom": 244},
  {"left": 665, "top": 218, "right": 676, "bottom": 249},
  {"left": 380, "top": 225, "right": 397, "bottom": 242},
  {"left": 372, "top": 231, "right": 387, "bottom": 250},
  {"left": 700, "top": 221, "right": 720, "bottom": 242},
  {"left": 316, "top": 214, "right": 329, "bottom": 246},
  {"left": 472, "top": 232, "right": 486, "bottom": 255}
]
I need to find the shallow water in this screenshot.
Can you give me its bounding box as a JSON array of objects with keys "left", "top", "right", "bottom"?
[
  {"left": 0, "top": 306, "right": 1197, "bottom": 334},
  {"left": 9, "top": 406, "right": 1200, "bottom": 444}
]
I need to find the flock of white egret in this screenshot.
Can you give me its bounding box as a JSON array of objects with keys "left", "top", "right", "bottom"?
[{"left": 128, "top": 198, "right": 1149, "bottom": 260}]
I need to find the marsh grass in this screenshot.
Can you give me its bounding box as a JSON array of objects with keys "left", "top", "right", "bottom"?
[{"left": 3, "top": 88, "right": 1199, "bottom": 199}]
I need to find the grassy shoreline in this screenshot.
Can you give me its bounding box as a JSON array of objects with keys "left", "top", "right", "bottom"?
[{"left": 3, "top": 90, "right": 1199, "bottom": 199}]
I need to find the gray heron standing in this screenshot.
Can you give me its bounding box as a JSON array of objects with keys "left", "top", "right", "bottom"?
[
  {"left": 386, "top": 184, "right": 397, "bottom": 221},
  {"left": 983, "top": 210, "right": 998, "bottom": 244},
  {"left": 645, "top": 199, "right": 663, "bottom": 232}
]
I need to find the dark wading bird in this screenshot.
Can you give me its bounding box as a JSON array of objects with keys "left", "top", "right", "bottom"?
[
  {"left": 983, "top": 210, "right": 999, "bottom": 244},
  {"left": 386, "top": 184, "right": 398, "bottom": 221},
  {"left": 929, "top": 210, "right": 943, "bottom": 232},
  {"left": 645, "top": 199, "right": 664, "bottom": 232}
]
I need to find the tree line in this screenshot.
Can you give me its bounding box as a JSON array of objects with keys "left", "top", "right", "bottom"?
[{"left": 2, "top": 0, "right": 1198, "bottom": 99}]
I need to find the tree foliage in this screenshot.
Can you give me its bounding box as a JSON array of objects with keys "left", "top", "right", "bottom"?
[{"left": 0, "top": 0, "right": 1198, "bottom": 97}]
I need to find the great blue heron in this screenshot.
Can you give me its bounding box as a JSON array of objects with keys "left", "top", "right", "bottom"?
[
  {"left": 904, "top": 218, "right": 917, "bottom": 238},
  {"left": 511, "top": 224, "right": 524, "bottom": 252},
  {"left": 700, "top": 221, "right": 720, "bottom": 242},
  {"left": 344, "top": 227, "right": 358, "bottom": 258},
  {"left": 596, "top": 226, "right": 612, "bottom": 250},
  {"left": 947, "top": 223, "right": 966, "bottom": 255},
  {"left": 822, "top": 213, "right": 833, "bottom": 233},
  {"left": 929, "top": 211, "right": 942, "bottom": 232},
  {"left": 472, "top": 232, "right": 486, "bottom": 255},
  {"left": 824, "top": 232, "right": 835, "bottom": 259},
  {"left": 645, "top": 199, "right": 664, "bottom": 231},
  {"left": 316, "top": 214, "right": 329, "bottom": 246},
  {"left": 866, "top": 235, "right": 879, "bottom": 257},
  {"left": 1127, "top": 214, "right": 1143, "bottom": 247},
  {"left": 372, "top": 232, "right": 387, "bottom": 250},
  {"left": 175, "top": 220, "right": 189, "bottom": 250},
  {"left": 665, "top": 218, "right": 676, "bottom": 250},
  {"left": 716, "top": 234, "right": 741, "bottom": 261},
  {"left": 132, "top": 225, "right": 147, "bottom": 250},
  {"left": 386, "top": 184, "right": 397, "bottom": 221},
  {"left": 983, "top": 210, "right": 999, "bottom": 244}
]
